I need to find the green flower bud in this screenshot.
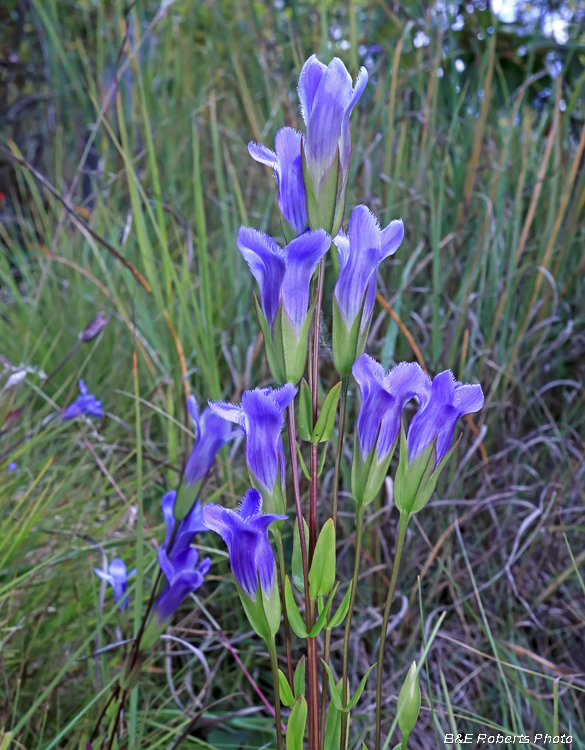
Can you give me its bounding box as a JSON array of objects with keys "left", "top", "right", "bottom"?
[{"left": 397, "top": 661, "right": 421, "bottom": 736}]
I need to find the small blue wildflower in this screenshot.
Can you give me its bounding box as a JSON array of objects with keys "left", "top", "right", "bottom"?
[
  {"left": 94, "top": 558, "right": 136, "bottom": 610},
  {"left": 62, "top": 380, "right": 103, "bottom": 420}
]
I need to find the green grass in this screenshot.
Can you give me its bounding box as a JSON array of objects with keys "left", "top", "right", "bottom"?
[{"left": 1, "top": 0, "right": 584, "bottom": 748}]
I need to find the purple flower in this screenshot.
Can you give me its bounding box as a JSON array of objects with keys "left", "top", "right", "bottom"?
[
  {"left": 94, "top": 558, "right": 136, "bottom": 610},
  {"left": 202, "top": 488, "right": 287, "bottom": 598},
  {"left": 184, "top": 396, "right": 241, "bottom": 487},
  {"left": 7, "top": 462, "right": 19, "bottom": 473},
  {"left": 154, "top": 547, "right": 211, "bottom": 624},
  {"left": 78, "top": 312, "right": 111, "bottom": 343},
  {"left": 353, "top": 355, "right": 430, "bottom": 463},
  {"left": 298, "top": 55, "right": 368, "bottom": 234},
  {"left": 62, "top": 380, "right": 103, "bottom": 420},
  {"left": 406, "top": 370, "right": 484, "bottom": 468},
  {"left": 209, "top": 384, "right": 296, "bottom": 498},
  {"left": 162, "top": 490, "right": 206, "bottom": 555},
  {"left": 238, "top": 226, "right": 330, "bottom": 336},
  {"left": 334, "top": 205, "right": 404, "bottom": 333},
  {"left": 248, "top": 128, "right": 308, "bottom": 239}
]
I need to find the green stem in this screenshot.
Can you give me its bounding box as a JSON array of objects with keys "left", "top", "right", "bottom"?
[
  {"left": 340, "top": 502, "right": 365, "bottom": 750},
  {"left": 319, "top": 628, "right": 332, "bottom": 750},
  {"left": 401, "top": 731, "right": 410, "bottom": 750},
  {"left": 275, "top": 531, "right": 294, "bottom": 686},
  {"left": 267, "top": 637, "right": 285, "bottom": 750},
  {"left": 375, "top": 511, "right": 410, "bottom": 750},
  {"left": 331, "top": 377, "right": 349, "bottom": 530}
]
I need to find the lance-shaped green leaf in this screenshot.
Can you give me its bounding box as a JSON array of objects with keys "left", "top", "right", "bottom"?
[
  {"left": 323, "top": 679, "right": 343, "bottom": 750},
  {"left": 308, "top": 518, "right": 336, "bottom": 597},
  {"left": 294, "top": 655, "right": 306, "bottom": 698},
  {"left": 286, "top": 696, "right": 308, "bottom": 750},
  {"left": 292, "top": 517, "right": 310, "bottom": 592},
  {"left": 309, "top": 582, "right": 339, "bottom": 637},
  {"left": 284, "top": 576, "right": 307, "bottom": 638},
  {"left": 322, "top": 662, "right": 376, "bottom": 712},
  {"left": 327, "top": 581, "right": 353, "bottom": 629},
  {"left": 299, "top": 379, "right": 313, "bottom": 441},
  {"left": 295, "top": 441, "right": 311, "bottom": 481},
  {"left": 278, "top": 669, "right": 295, "bottom": 707},
  {"left": 311, "top": 381, "right": 342, "bottom": 443}
]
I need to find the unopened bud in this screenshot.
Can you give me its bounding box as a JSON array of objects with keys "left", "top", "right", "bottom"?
[
  {"left": 78, "top": 312, "right": 110, "bottom": 342},
  {"left": 397, "top": 661, "right": 421, "bottom": 736}
]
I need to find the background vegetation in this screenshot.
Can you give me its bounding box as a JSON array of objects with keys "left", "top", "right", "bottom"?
[{"left": 1, "top": 0, "right": 584, "bottom": 747}]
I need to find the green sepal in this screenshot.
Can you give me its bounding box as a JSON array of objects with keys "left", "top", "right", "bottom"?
[
  {"left": 281, "top": 215, "right": 297, "bottom": 245},
  {"left": 332, "top": 297, "right": 363, "bottom": 378},
  {"left": 311, "top": 381, "right": 342, "bottom": 443},
  {"left": 236, "top": 573, "right": 281, "bottom": 640},
  {"left": 327, "top": 581, "right": 353, "bottom": 629},
  {"left": 397, "top": 661, "right": 421, "bottom": 735},
  {"left": 282, "top": 299, "right": 315, "bottom": 384},
  {"left": 293, "top": 655, "right": 306, "bottom": 698},
  {"left": 302, "top": 140, "right": 340, "bottom": 234},
  {"left": 295, "top": 441, "right": 311, "bottom": 481},
  {"left": 323, "top": 679, "right": 343, "bottom": 750},
  {"left": 174, "top": 480, "right": 201, "bottom": 521},
  {"left": 308, "top": 518, "right": 336, "bottom": 597},
  {"left": 292, "top": 517, "right": 310, "bottom": 592},
  {"left": 119, "top": 654, "right": 143, "bottom": 690},
  {"left": 309, "top": 582, "right": 339, "bottom": 637},
  {"left": 351, "top": 431, "right": 397, "bottom": 506},
  {"left": 254, "top": 295, "right": 287, "bottom": 384},
  {"left": 394, "top": 425, "right": 460, "bottom": 515},
  {"left": 284, "top": 576, "right": 308, "bottom": 638},
  {"left": 139, "top": 614, "right": 167, "bottom": 651},
  {"left": 299, "top": 379, "right": 313, "bottom": 441},
  {"left": 278, "top": 668, "right": 295, "bottom": 707},
  {"left": 287, "top": 696, "right": 308, "bottom": 750},
  {"left": 331, "top": 149, "right": 350, "bottom": 237},
  {"left": 251, "top": 471, "right": 286, "bottom": 517}
]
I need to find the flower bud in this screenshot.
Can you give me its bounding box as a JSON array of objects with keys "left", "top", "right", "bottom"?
[
  {"left": 397, "top": 662, "right": 421, "bottom": 736},
  {"left": 78, "top": 312, "right": 110, "bottom": 342}
]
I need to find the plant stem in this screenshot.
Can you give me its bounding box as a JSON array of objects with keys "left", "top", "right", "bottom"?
[
  {"left": 331, "top": 376, "right": 349, "bottom": 529},
  {"left": 340, "top": 501, "right": 365, "bottom": 750},
  {"left": 309, "top": 256, "right": 326, "bottom": 559},
  {"left": 287, "top": 405, "right": 319, "bottom": 750},
  {"left": 275, "top": 531, "right": 294, "bottom": 686},
  {"left": 319, "top": 627, "right": 332, "bottom": 750},
  {"left": 267, "top": 637, "right": 285, "bottom": 750},
  {"left": 375, "top": 511, "right": 410, "bottom": 750}
]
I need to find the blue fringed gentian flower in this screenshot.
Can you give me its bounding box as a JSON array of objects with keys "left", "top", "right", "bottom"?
[
  {"left": 203, "top": 488, "right": 286, "bottom": 639},
  {"left": 395, "top": 370, "right": 485, "bottom": 515},
  {"left": 62, "top": 380, "right": 103, "bottom": 420},
  {"left": 94, "top": 558, "right": 136, "bottom": 611},
  {"left": 162, "top": 490, "right": 206, "bottom": 556},
  {"left": 249, "top": 128, "right": 308, "bottom": 241},
  {"left": 140, "top": 547, "right": 211, "bottom": 649},
  {"left": 298, "top": 55, "right": 368, "bottom": 235},
  {"left": 333, "top": 205, "right": 404, "bottom": 376},
  {"left": 238, "top": 226, "right": 330, "bottom": 384},
  {"left": 209, "top": 384, "right": 296, "bottom": 514},
  {"left": 351, "top": 354, "right": 429, "bottom": 505}
]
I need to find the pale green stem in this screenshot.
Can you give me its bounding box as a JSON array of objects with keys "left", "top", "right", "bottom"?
[
  {"left": 340, "top": 501, "right": 365, "bottom": 750},
  {"left": 267, "top": 636, "right": 285, "bottom": 750},
  {"left": 375, "top": 511, "right": 410, "bottom": 750}
]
